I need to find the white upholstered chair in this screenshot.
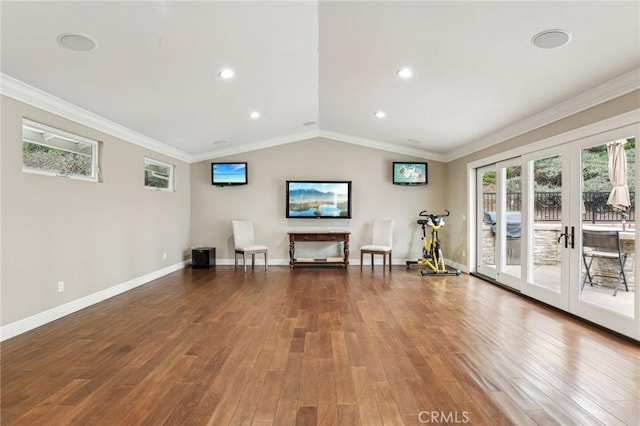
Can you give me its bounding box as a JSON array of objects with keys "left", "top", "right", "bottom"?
[
  {"left": 232, "top": 220, "right": 268, "bottom": 273},
  {"left": 360, "top": 220, "right": 394, "bottom": 270}
]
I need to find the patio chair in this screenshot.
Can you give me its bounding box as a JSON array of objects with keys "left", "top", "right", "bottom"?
[{"left": 582, "top": 229, "right": 628, "bottom": 296}]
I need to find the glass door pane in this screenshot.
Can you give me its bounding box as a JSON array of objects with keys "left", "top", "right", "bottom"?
[
  {"left": 522, "top": 145, "right": 570, "bottom": 310},
  {"left": 478, "top": 161, "right": 523, "bottom": 290},
  {"left": 477, "top": 165, "right": 497, "bottom": 278},
  {"left": 531, "top": 154, "right": 563, "bottom": 292},
  {"left": 578, "top": 137, "right": 636, "bottom": 318},
  {"left": 497, "top": 162, "right": 522, "bottom": 288}
]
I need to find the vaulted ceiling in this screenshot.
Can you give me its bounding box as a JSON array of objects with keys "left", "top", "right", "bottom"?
[{"left": 2, "top": 1, "right": 639, "bottom": 163}]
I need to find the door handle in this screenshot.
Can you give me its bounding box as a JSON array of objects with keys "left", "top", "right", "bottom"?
[
  {"left": 557, "top": 226, "right": 569, "bottom": 248},
  {"left": 570, "top": 226, "right": 575, "bottom": 249}
]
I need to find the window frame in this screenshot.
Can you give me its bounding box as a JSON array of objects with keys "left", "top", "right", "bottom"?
[
  {"left": 144, "top": 157, "right": 175, "bottom": 192},
  {"left": 22, "top": 118, "right": 99, "bottom": 182}
]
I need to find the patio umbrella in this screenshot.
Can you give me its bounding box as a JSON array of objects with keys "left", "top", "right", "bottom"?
[{"left": 606, "top": 139, "right": 631, "bottom": 212}]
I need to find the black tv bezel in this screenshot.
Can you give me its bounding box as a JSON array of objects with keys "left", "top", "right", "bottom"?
[
  {"left": 392, "top": 161, "right": 428, "bottom": 186},
  {"left": 286, "top": 180, "right": 353, "bottom": 219},
  {"left": 211, "top": 162, "right": 248, "bottom": 187}
]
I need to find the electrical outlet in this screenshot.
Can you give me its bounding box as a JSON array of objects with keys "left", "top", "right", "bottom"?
[
  {"left": 163, "top": 252, "right": 167, "bottom": 260},
  {"left": 58, "top": 281, "right": 64, "bottom": 293}
]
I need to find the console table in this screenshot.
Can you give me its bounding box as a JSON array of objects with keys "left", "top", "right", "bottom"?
[{"left": 288, "top": 232, "right": 350, "bottom": 269}]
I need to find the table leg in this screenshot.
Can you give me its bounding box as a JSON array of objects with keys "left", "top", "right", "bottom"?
[
  {"left": 344, "top": 240, "right": 349, "bottom": 267},
  {"left": 289, "top": 240, "right": 295, "bottom": 269}
]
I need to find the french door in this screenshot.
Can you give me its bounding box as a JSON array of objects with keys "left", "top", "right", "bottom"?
[
  {"left": 476, "top": 160, "right": 523, "bottom": 290},
  {"left": 569, "top": 128, "right": 637, "bottom": 336},
  {"left": 477, "top": 124, "right": 638, "bottom": 339},
  {"left": 476, "top": 164, "right": 498, "bottom": 280},
  {"left": 520, "top": 145, "right": 571, "bottom": 310}
]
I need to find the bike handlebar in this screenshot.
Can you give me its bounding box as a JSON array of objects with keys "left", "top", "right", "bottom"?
[{"left": 419, "top": 209, "right": 450, "bottom": 218}]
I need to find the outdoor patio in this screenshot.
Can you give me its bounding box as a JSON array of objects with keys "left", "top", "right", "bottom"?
[
  {"left": 532, "top": 264, "right": 635, "bottom": 317},
  {"left": 483, "top": 222, "right": 636, "bottom": 318}
]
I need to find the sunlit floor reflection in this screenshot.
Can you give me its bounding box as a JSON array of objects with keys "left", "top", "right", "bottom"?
[{"left": 532, "top": 264, "right": 635, "bottom": 318}]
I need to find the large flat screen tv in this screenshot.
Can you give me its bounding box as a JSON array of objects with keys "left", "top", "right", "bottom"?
[
  {"left": 212, "top": 162, "right": 247, "bottom": 186},
  {"left": 392, "top": 162, "right": 427, "bottom": 185},
  {"left": 286, "top": 180, "right": 352, "bottom": 219}
]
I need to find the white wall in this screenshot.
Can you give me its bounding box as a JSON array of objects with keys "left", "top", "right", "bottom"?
[
  {"left": 191, "top": 138, "right": 447, "bottom": 264},
  {"left": 1, "top": 96, "right": 191, "bottom": 328}
]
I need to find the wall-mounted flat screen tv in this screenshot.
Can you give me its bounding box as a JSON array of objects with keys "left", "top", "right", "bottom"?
[
  {"left": 392, "top": 162, "right": 427, "bottom": 185},
  {"left": 211, "top": 162, "right": 248, "bottom": 186},
  {"left": 286, "top": 180, "right": 352, "bottom": 218}
]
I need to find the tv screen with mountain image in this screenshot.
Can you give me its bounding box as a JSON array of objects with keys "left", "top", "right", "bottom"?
[
  {"left": 212, "top": 162, "right": 247, "bottom": 186},
  {"left": 286, "top": 181, "right": 352, "bottom": 218}
]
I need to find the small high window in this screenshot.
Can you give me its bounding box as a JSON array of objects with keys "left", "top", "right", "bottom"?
[
  {"left": 22, "top": 119, "right": 99, "bottom": 181},
  {"left": 144, "top": 157, "right": 174, "bottom": 191}
]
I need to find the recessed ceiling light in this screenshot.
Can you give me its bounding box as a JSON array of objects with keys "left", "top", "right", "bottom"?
[
  {"left": 250, "top": 111, "right": 260, "bottom": 119},
  {"left": 397, "top": 68, "right": 413, "bottom": 79},
  {"left": 57, "top": 33, "right": 97, "bottom": 52},
  {"left": 218, "top": 68, "right": 234, "bottom": 79},
  {"left": 374, "top": 111, "right": 386, "bottom": 119},
  {"left": 531, "top": 29, "right": 571, "bottom": 49},
  {"left": 303, "top": 121, "right": 316, "bottom": 126}
]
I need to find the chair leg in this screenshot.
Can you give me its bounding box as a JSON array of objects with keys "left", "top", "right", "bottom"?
[
  {"left": 382, "top": 253, "right": 386, "bottom": 270},
  {"left": 582, "top": 255, "right": 594, "bottom": 287},
  {"left": 388, "top": 251, "right": 392, "bottom": 270},
  {"left": 243, "top": 253, "right": 247, "bottom": 273},
  {"left": 614, "top": 254, "right": 629, "bottom": 296},
  {"left": 370, "top": 253, "right": 374, "bottom": 268},
  {"left": 620, "top": 254, "right": 628, "bottom": 292},
  {"left": 264, "top": 251, "right": 268, "bottom": 271}
]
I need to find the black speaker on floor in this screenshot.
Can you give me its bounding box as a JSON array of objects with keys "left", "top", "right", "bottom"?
[{"left": 192, "top": 247, "right": 215, "bottom": 269}]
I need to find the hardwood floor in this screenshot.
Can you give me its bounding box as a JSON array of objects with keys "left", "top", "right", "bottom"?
[{"left": 1, "top": 266, "right": 639, "bottom": 425}]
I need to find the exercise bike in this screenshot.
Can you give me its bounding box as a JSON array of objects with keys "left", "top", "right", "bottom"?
[{"left": 406, "top": 210, "right": 461, "bottom": 276}]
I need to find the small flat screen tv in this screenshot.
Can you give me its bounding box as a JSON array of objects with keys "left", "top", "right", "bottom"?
[
  {"left": 392, "top": 162, "right": 427, "bottom": 185},
  {"left": 212, "top": 162, "right": 247, "bottom": 186},
  {"left": 286, "top": 180, "right": 352, "bottom": 219}
]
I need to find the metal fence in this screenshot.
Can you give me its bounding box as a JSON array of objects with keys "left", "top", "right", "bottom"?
[{"left": 482, "top": 191, "right": 636, "bottom": 222}]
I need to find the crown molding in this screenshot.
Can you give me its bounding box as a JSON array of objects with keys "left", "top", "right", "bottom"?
[
  {"left": 445, "top": 67, "right": 640, "bottom": 162},
  {"left": 192, "top": 128, "right": 446, "bottom": 163},
  {"left": 0, "top": 73, "right": 194, "bottom": 163},
  {"left": 5, "top": 66, "right": 637, "bottom": 166},
  {"left": 319, "top": 130, "right": 447, "bottom": 162},
  {"left": 191, "top": 130, "right": 321, "bottom": 162},
  {"left": 1, "top": 73, "right": 433, "bottom": 164}
]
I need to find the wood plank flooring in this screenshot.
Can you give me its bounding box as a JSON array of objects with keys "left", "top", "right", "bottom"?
[{"left": 1, "top": 266, "right": 639, "bottom": 425}]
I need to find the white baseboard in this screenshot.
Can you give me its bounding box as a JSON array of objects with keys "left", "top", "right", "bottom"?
[
  {"left": 211, "top": 258, "right": 442, "bottom": 267},
  {"left": 209, "top": 258, "right": 290, "bottom": 266},
  {"left": 207, "top": 258, "right": 395, "bottom": 266},
  {"left": 445, "top": 258, "right": 468, "bottom": 274},
  {"left": 0, "top": 261, "right": 188, "bottom": 342}
]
